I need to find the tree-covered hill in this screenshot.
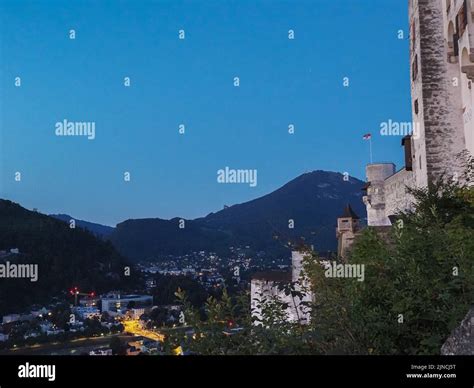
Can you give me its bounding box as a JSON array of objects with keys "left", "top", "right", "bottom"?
[{"left": 0, "top": 200, "right": 133, "bottom": 316}]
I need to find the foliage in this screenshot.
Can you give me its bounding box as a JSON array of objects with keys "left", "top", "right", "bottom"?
[
  {"left": 0, "top": 200, "right": 137, "bottom": 315},
  {"left": 162, "top": 178, "right": 473, "bottom": 355},
  {"left": 307, "top": 178, "right": 474, "bottom": 355},
  {"left": 110, "top": 336, "right": 127, "bottom": 355}
]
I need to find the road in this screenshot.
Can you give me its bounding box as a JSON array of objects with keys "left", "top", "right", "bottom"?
[
  {"left": 0, "top": 334, "right": 130, "bottom": 355},
  {"left": 122, "top": 319, "right": 165, "bottom": 342}
]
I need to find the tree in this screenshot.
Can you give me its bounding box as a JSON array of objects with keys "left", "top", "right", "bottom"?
[
  {"left": 162, "top": 175, "right": 473, "bottom": 355},
  {"left": 109, "top": 336, "right": 127, "bottom": 355},
  {"left": 307, "top": 177, "right": 474, "bottom": 355}
]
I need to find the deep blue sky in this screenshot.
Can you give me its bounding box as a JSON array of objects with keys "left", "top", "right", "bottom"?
[{"left": 0, "top": 0, "right": 410, "bottom": 226}]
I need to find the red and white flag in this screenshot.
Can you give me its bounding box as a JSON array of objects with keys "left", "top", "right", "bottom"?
[{"left": 362, "top": 133, "right": 372, "bottom": 140}]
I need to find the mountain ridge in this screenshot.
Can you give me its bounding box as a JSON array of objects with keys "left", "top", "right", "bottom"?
[
  {"left": 49, "top": 214, "right": 115, "bottom": 238},
  {"left": 9, "top": 170, "right": 368, "bottom": 263},
  {"left": 109, "top": 170, "right": 367, "bottom": 261}
]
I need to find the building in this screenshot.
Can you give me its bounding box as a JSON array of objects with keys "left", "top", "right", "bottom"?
[
  {"left": 336, "top": 204, "right": 362, "bottom": 258},
  {"left": 101, "top": 293, "right": 153, "bottom": 316},
  {"left": 251, "top": 270, "right": 291, "bottom": 325},
  {"left": 79, "top": 296, "right": 100, "bottom": 308},
  {"left": 128, "top": 308, "right": 145, "bottom": 320},
  {"left": 74, "top": 306, "right": 101, "bottom": 320},
  {"left": 30, "top": 307, "right": 50, "bottom": 318},
  {"left": 250, "top": 251, "right": 313, "bottom": 325},
  {"left": 2, "top": 314, "right": 21, "bottom": 324},
  {"left": 126, "top": 340, "right": 144, "bottom": 356},
  {"left": 89, "top": 348, "right": 113, "bottom": 356},
  {"left": 364, "top": 0, "right": 474, "bottom": 226}
]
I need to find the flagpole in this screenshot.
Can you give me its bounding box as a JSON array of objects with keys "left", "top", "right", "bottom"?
[{"left": 369, "top": 137, "right": 373, "bottom": 164}]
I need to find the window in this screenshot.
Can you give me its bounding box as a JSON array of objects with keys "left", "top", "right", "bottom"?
[
  {"left": 402, "top": 136, "right": 413, "bottom": 171},
  {"left": 414, "top": 99, "right": 419, "bottom": 114},
  {"left": 412, "top": 54, "right": 418, "bottom": 81},
  {"left": 448, "top": 21, "right": 459, "bottom": 57},
  {"left": 410, "top": 21, "right": 416, "bottom": 53},
  {"left": 457, "top": 1, "right": 468, "bottom": 37}
]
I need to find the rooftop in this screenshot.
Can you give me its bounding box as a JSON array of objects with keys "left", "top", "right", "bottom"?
[
  {"left": 339, "top": 204, "right": 360, "bottom": 220},
  {"left": 251, "top": 271, "right": 291, "bottom": 282}
]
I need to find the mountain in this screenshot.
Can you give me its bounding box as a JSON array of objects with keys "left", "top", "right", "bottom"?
[
  {"left": 109, "top": 171, "right": 367, "bottom": 261},
  {"left": 0, "top": 200, "right": 132, "bottom": 315},
  {"left": 50, "top": 214, "right": 115, "bottom": 238}
]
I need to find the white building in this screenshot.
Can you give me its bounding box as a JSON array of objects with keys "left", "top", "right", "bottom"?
[
  {"left": 129, "top": 308, "right": 145, "bottom": 320},
  {"left": 101, "top": 293, "right": 153, "bottom": 316},
  {"left": 89, "top": 348, "right": 113, "bottom": 356},
  {"left": 251, "top": 251, "right": 313, "bottom": 325},
  {"left": 2, "top": 314, "right": 21, "bottom": 324},
  {"left": 74, "top": 306, "right": 101, "bottom": 320}
]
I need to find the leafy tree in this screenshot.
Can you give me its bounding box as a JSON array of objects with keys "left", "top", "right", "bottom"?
[
  {"left": 151, "top": 274, "right": 207, "bottom": 307},
  {"left": 307, "top": 177, "right": 474, "bottom": 354},
  {"left": 109, "top": 336, "right": 127, "bottom": 355}
]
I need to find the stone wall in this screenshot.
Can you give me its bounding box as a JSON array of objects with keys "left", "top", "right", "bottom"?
[
  {"left": 384, "top": 168, "right": 416, "bottom": 218},
  {"left": 441, "top": 306, "right": 474, "bottom": 355},
  {"left": 364, "top": 163, "right": 395, "bottom": 226},
  {"left": 417, "top": 0, "right": 466, "bottom": 183}
]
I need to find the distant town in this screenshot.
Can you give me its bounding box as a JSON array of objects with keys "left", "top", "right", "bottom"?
[{"left": 0, "top": 246, "right": 290, "bottom": 356}]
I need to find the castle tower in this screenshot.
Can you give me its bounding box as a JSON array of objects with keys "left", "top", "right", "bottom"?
[
  {"left": 363, "top": 163, "right": 396, "bottom": 226},
  {"left": 336, "top": 204, "right": 361, "bottom": 259},
  {"left": 409, "top": 0, "right": 467, "bottom": 187},
  {"left": 363, "top": 0, "right": 474, "bottom": 227}
]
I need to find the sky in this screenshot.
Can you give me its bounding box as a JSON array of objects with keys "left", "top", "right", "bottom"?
[{"left": 0, "top": 0, "right": 411, "bottom": 226}]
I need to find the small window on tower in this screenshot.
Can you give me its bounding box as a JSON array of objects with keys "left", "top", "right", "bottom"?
[
  {"left": 412, "top": 55, "right": 418, "bottom": 81},
  {"left": 457, "top": 1, "right": 468, "bottom": 37},
  {"left": 414, "top": 99, "right": 419, "bottom": 114},
  {"left": 410, "top": 21, "right": 416, "bottom": 53}
]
